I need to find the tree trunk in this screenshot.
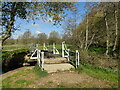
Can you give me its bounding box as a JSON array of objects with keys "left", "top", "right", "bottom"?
[
  {"left": 85, "top": 14, "right": 89, "bottom": 49},
  {"left": 2, "top": 3, "right": 17, "bottom": 45},
  {"left": 105, "top": 13, "right": 109, "bottom": 55},
  {"left": 113, "top": 7, "right": 118, "bottom": 51},
  {"left": 87, "top": 34, "right": 95, "bottom": 49}
]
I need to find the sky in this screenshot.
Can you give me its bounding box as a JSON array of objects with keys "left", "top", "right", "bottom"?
[{"left": 12, "top": 2, "right": 87, "bottom": 39}]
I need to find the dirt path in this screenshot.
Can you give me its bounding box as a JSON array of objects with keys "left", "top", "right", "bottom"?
[
  {"left": 28, "top": 71, "right": 110, "bottom": 88},
  {"left": 1, "top": 66, "right": 112, "bottom": 88}
]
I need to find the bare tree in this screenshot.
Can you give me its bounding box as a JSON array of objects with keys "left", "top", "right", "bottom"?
[{"left": 113, "top": 3, "right": 118, "bottom": 52}]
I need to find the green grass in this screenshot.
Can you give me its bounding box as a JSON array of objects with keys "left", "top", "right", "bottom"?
[
  {"left": 2, "top": 48, "right": 28, "bottom": 61},
  {"left": 2, "top": 65, "right": 48, "bottom": 88},
  {"left": 33, "top": 64, "right": 48, "bottom": 78},
  {"left": 2, "top": 69, "right": 34, "bottom": 88},
  {"left": 14, "top": 79, "right": 33, "bottom": 88},
  {"left": 76, "top": 64, "right": 119, "bottom": 88},
  {"left": 47, "top": 81, "right": 53, "bottom": 84},
  {"left": 57, "top": 85, "right": 66, "bottom": 88},
  {"left": 3, "top": 44, "right": 30, "bottom": 51}
]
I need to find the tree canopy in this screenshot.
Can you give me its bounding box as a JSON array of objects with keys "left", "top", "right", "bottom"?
[{"left": 2, "top": 2, "right": 75, "bottom": 44}]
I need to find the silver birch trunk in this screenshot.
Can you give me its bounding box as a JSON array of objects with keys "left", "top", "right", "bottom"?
[
  {"left": 105, "top": 13, "right": 109, "bottom": 55},
  {"left": 113, "top": 9, "right": 118, "bottom": 51},
  {"left": 85, "top": 14, "right": 89, "bottom": 49}
]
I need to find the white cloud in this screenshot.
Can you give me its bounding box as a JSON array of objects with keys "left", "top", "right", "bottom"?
[{"left": 35, "top": 31, "right": 42, "bottom": 34}]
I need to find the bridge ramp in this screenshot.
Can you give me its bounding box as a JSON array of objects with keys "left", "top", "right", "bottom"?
[{"left": 44, "top": 63, "right": 74, "bottom": 73}]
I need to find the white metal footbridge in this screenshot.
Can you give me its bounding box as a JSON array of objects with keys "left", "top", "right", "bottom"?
[{"left": 27, "top": 41, "right": 79, "bottom": 72}]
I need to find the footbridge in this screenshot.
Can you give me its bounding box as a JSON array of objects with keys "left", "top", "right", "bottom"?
[{"left": 24, "top": 41, "right": 80, "bottom": 73}]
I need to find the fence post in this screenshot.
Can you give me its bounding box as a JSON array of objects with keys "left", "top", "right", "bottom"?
[
  {"left": 62, "top": 42, "right": 64, "bottom": 57},
  {"left": 37, "top": 50, "right": 40, "bottom": 67},
  {"left": 41, "top": 52, "right": 44, "bottom": 71},
  {"left": 36, "top": 44, "right": 38, "bottom": 49},
  {"left": 76, "top": 50, "right": 78, "bottom": 68},
  {"left": 53, "top": 43, "right": 55, "bottom": 54},
  {"left": 77, "top": 51, "right": 80, "bottom": 66},
  {"left": 68, "top": 49, "right": 70, "bottom": 62}
]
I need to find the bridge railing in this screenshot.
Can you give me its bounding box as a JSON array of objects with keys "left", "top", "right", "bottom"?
[
  {"left": 30, "top": 48, "right": 44, "bottom": 71},
  {"left": 29, "top": 42, "right": 79, "bottom": 69},
  {"left": 43, "top": 41, "right": 80, "bottom": 68}
]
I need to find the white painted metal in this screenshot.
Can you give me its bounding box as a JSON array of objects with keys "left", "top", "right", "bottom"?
[
  {"left": 41, "top": 52, "right": 44, "bottom": 71},
  {"left": 53, "top": 43, "right": 59, "bottom": 55},
  {"left": 53, "top": 43, "right": 55, "bottom": 54},
  {"left": 67, "top": 49, "right": 70, "bottom": 62},
  {"left": 37, "top": 50, "right": 41, "bottom": 67},
  {"left": 62, "top": 41, "right": 70, "bottom": 62},
  {"left": 75, "top": 50, "right": 80, "bottom": 68},
  {"left": 62, "top": 42, "right": 65, "bottom": 57},
  {"left": 36, "top": 44, "right": 38, "bottom": 49},
  {"left": 30, "top": 49, "right": 38, "bottom": 59}
]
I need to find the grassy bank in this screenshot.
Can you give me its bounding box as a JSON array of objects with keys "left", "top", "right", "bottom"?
[
  {"left": 2, "top": 65, "right": 48, "bottom": 88},
  {"left": 76, "top": 64, "right": 119, "bottom": 88}
]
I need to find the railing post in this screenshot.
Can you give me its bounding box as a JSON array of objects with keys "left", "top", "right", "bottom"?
[
  {"left": 53, "top": 43, "right": 55, "bottom": 54},
  {"left": 37, "top": 50, "right": 40, "bottom": 67},
  {"left": 76, "top": 50, "right": 78, "bottom": 68},
  {"left": 62, "top": 42, "right": 64, "bottom": 57},
  {"left": 41, "top": 52, "right": 44, "bottom": 71},
  {"left": 67, "top": 49, "right": 70, "bottom": 62},
  {"left": 43, "top": 43, "right": 45, "bottom": 50},
  {"left": 77, "top": 51, "right": 80, "bottom": 66},
  {"left": 36, "top": 44, "right": 38, "bottom": 49}
]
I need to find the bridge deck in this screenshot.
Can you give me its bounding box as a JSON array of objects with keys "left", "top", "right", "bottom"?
[
  {"left": 44, "top": 57, "right": 67, "bottom": 64},
  {"left": 44, "top": 63, "right": 74, "bottom": 73}
]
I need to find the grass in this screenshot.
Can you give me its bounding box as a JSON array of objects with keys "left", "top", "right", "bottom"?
[
  {"left": 33, "top": 64, "right": 48, "bottom": 78},
  {"left": 2, "top": 48, "right": 28, "bottom": 60},
  {"left": 47, "top": 81, "right": 53, "bottom": 84},
  {"left": 2, "top": 65, "right": 48, "bottom": 88},
  {"left": 2, "top": 69, "right": 34, "bottom": 88},
  {"left": 76, "top": 64, "right": 119, "bottom": 88},
  {"left": 3, "top": 44, "right": 30, "bottom": 51}
]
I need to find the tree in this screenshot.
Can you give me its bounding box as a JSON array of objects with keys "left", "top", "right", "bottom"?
[
  {"left": 2, "top": 2, "right": 75, "bottom": 45},
  {"left": 37, "top": 33, "right": 47, "bottom": 44},
  {"left": 21, "top": 30, "right": 31, "bottom": 44},
  {"left": 48, "top": 31, "right": 61, "bottom": 43},
  {"left": 112, "top": 3, "right": 118, "bottom": 52}
]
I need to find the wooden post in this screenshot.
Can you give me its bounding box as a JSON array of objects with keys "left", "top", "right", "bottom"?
[
  {"left": 41, "top": 52, "right": 44, "bottom": 71},
  {"left": 62, "top": 42, "right": 64, "bottom": 57}
]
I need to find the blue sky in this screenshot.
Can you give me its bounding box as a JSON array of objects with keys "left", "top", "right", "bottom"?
[{"left": 12, "top": 2, "right": 87, "bottom": 39}]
